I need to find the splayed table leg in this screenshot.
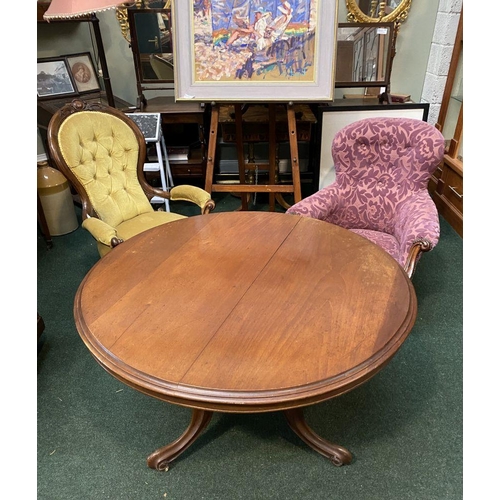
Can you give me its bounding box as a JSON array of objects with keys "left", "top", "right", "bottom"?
[
  {"left": 284, "top": 408, "right": 352, "bottom": 466},
  {"left": 147, "top": 409, "right": 213, "bottom": 471}
]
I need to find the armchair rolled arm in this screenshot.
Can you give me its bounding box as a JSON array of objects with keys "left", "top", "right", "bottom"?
[
  {"left": 170, "top": 185, "right": 215, "bottom": 214},
  {"left": 286, "top": 184, "right": 343, "bottom": 223},
  {"left": 393, "top": 192, "right": 440, "bottom": 278},
  {"left": 142, "top": 184, "right": 215, "bottom": 214},
  {"left": 82, "top": 217, "right": 122, "bottom": 249}
]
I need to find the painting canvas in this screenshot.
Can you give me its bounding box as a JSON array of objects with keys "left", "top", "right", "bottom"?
[{"left": 173, "top": 0, "right": 338, "bottom": 102}]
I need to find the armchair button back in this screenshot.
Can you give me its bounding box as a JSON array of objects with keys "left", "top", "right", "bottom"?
[
  {"left": 286, "top": 117, "right": 445, "bottom": 279},
  {"left": 47, "top": 98, "right": 215, "bottom": 258}
]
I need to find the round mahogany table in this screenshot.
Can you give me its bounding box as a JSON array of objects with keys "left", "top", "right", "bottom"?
[{"left": 75, "top": 211, "right": 417, "bottom": 470}]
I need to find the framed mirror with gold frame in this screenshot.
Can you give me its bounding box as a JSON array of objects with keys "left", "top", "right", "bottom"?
[{"left": 345, "top": 0, "right": 413, "bottom": 27}]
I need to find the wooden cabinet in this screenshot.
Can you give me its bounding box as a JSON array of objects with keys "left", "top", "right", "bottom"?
[
  {"left": 141, "top": 97, "right": 207, "bottom": 185},
  {"left": 430, "top": 9, "right": 463, "bottom": 237}
]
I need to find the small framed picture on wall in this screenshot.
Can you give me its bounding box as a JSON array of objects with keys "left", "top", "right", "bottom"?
[
  {"left": 37, "top": 57, "right": 77, "bottom": 99},
  {"left": 65, "top": 53, "right": 101, "bottom": 94}
]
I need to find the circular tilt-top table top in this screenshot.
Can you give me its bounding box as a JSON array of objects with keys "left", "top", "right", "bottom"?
[{"left": 74, "top": 211, "right": 417, "bottom": 469}]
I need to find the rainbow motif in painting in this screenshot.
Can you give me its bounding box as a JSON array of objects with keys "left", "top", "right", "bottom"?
[{"left": 192, "top": 0, "right": 318, "bottom": 82}]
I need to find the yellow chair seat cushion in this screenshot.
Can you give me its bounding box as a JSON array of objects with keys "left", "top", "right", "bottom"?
[
  {"left": 116, "top": 211, "right": 186, "bottom": 241},
  {"left": 95, "top": 211, "right": 187, "bottom": 258}
]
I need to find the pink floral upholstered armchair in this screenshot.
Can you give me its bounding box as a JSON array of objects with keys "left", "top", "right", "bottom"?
[{"left": 286, "top": 117, "right": 445, "bottom": 279}]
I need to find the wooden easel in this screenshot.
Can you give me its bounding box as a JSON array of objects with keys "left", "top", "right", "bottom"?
[{"left": 204, "top": 102, "right": 302, "bottom": 211}]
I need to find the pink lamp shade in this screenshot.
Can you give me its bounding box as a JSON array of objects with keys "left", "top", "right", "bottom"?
[{"left": 43, "top": 0, "right": 132, "bottom": 20}]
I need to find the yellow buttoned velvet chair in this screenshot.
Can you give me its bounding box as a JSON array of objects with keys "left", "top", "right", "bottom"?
[{"left": 47, "top": 99, "right": 215, "bottom": 258}]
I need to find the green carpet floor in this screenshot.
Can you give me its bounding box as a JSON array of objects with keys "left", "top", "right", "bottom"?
[{"left": 37, "top": 193, "right": 463, "bottom": 499}]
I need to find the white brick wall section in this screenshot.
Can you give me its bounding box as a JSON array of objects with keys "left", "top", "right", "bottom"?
[
  {"left": 432, "top": 12, "right": 461, "bottom": 45},
  {"left": 438, "top": 0, "right": 462, "bottom": 14},
  {"left": 421, "top": 0, "right": 462, "bottom": 125},
  {"left": 422, "top": 73, "right": 448, "bottom": 103},
  {"left": 427, "top": 104, "right": 441, "bottom": 126},
  {"left": 423, "top": 73, "right": 449, "bottom": 126},
  {"left": 427, "top": 44, "right": 453, "bottom": 76}
]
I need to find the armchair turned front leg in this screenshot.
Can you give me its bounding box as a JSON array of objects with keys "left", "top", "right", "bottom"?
[{"left": 404, "top": 238, "right": 433, "bottom": 279}]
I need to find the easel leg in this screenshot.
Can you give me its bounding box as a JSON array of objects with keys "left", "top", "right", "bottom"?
[
  {"left": 204, "top": 104, "right": 219, "bottom": 195},
  {"left": 268, "top": 104, "right": 276, "bottom": 212},
  {"left": 205, "top": 103, "right": 302, "bottom": 211},
  {"left": 276, "top": 104, "right": 302, "bottom": 209},
  {"left": 287, "top": 104, "right": 302, "bottom": 204},
  {"left": 234, "top": 104, "right": 249, "bottom": 211}
]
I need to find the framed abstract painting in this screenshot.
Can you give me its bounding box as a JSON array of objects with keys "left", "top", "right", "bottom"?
[{"left": 172, "top": 0, "right": 338, "bottom": 102}]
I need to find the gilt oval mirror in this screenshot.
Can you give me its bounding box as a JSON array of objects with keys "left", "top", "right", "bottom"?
[{"left": 346, "top": 0, "right": 412, "bottom": 25}]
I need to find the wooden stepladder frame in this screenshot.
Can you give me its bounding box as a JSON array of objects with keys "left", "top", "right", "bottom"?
[{"left": 204, "top": 103, "right": 302, "bottom": 211}]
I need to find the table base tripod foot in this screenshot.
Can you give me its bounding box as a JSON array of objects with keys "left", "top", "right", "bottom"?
[
  {"left": 147, "top": 409, "right": 213, "bottom": 471},
  {"left": 284, "top": 408, "right": 352, "bottom": 466}
]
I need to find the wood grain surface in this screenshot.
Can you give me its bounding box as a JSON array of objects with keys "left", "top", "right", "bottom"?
[{"left": 75, "top": 212, "right": 417, "bottom": 412}]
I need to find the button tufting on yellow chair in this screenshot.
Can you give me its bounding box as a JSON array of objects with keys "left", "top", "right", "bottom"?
[{"left": 47, "top": 98, "right": 215, "bottom": 258}]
